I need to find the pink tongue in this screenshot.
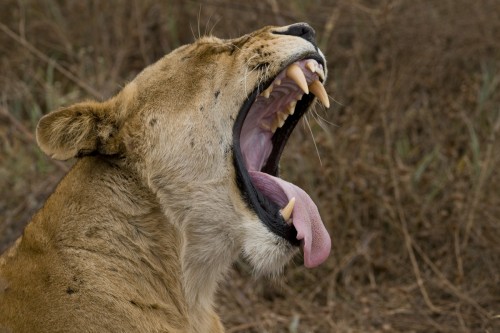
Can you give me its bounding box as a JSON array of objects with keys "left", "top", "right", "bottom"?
[{"left": 249, "top": 171, "right": 331, "bottom": 268}]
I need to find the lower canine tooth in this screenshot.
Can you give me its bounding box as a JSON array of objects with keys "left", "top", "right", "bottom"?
[
  {"left": 309, "top": 80, "right": 330, "bottom": 108},
  {"left": 280, "top": 197, "right": 296, "bottom": 223}
]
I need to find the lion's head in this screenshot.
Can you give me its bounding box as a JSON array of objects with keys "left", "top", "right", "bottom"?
[{"left": 36, "top": 23, "right": 331, "bottom": 277}]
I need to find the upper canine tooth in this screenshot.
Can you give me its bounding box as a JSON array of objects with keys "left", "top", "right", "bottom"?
[
  {"left": 309, "top": 80, "right": 330, "bottom": 108},
  {"left": 280, "top": 197, "right": 295, "bottom": 223},
  {"left": 286, "top": 64, "right": 309, "bottom": 94}
]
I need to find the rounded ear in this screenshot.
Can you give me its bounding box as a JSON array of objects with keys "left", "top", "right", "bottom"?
[{"left": 36, "top": 100, "right": 122, "bottom": 160}]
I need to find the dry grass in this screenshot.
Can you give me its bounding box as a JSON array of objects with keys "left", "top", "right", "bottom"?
[{"left": 1, "top": 0, "right": 500, "bottom": 332}]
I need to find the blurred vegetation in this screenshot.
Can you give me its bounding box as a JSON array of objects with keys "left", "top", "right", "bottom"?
[{"left": 1, "top": 0, "right": 499, "bottom": 332}]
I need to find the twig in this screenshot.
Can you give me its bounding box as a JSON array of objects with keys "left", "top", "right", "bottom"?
[
  {"left": 320, "top": 6, "right": 340, "bottom": 53},
  {"left": 381, "top": 113, "right": 440, "bottom": 313},
  {"left": 412, "top": 240, "right": 490, "bottom": 318},
  {"left": 462, "top": 110, "right": 500, "bottom": 247},
  {"left": 0, "top": 106, "right": 69, "bottom": 172},
  {"left": 133, "top": 0, "right": 151, "bottom": 66},
  {"left": 0, "top": 22, "right": 102, "bottom": 100}
]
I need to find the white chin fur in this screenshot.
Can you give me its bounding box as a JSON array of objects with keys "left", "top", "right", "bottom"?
[{"left": 241, "top": 218, "right": 299, "bottom": 276}]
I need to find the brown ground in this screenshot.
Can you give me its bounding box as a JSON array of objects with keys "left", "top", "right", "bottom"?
[{"left": 1, "top": 1, "right": 499, "bottom": 332}]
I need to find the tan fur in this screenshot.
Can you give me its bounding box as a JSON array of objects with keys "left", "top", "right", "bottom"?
[{"left": 0, "top": 24, "right": 324, "bottom": 332}]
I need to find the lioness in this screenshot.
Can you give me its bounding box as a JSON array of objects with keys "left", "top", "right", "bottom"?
[{"left": 0, "top": 23, "right": 331, "bottom": 332}]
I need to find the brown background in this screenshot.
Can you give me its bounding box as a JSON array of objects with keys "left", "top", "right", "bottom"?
[{"left": 1, "top": 1, "right": 499, "bottom": 332}]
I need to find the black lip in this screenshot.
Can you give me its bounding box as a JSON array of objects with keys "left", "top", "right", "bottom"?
[{"left": 232, "top": 54, "right": 325, "bottom": 246}]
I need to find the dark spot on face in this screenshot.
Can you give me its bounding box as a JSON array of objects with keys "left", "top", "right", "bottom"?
[
  {"left": 149, "top": 118, "right": 158, "bottom": 126},
  {"left": 66, "top": 287, "right": 75, "bottom": 295},
  {"left": 215, "top": 90, "right": 220, "bottom": 99},
  {"left": 230, "top": 115, "right": 235, "bottom": 121},
  {"left": 200, "top": 106, "right": 204, "bottom": 112},
  {"left": 190, "top": 139, "right": 194, "bottom": 148},
  {"left": 85, "top": 226, "right": 98, "bottom": 238},
  {"left": 130, "top": 300, "right": 139, "bottom": 307}
]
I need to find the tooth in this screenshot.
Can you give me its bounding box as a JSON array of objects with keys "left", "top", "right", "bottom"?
[
  {"left": 278, "top": 111, "right": 288, "bottom": 122},
  {"left": 260, "top": 122, "right": 271, "bottom": 131},
  {"left": 287, "top": 101, "right": 296, "bottom": 115},
  {"left": 286, "top": 64, "right": 309, "bottom": 94},
  {"left": 277, "top": 116, "right": 285, "bottom": 128},
  {"left": 261, "top": 85, "right": 273, "bottom": 98},
  {"left": 309, "top": 80, "right": 330, "bottom": 108},
  {"left": 280, "top": 197, "right": 295, "bottom": 223},
  {"left": 306, "top": 60, "right": 326, "bottom": 81},
  {"left": 316, "top": 68, "right": 326, "bottom": 81},
  {"left": 296, "top": 94, "right": 303, "bottom": 101},
  {"left": 271, "top": 118, "right": 279, "bottom": 133},
  {"left": 306, "top": 60, "right": 317, "bottom": 73}
]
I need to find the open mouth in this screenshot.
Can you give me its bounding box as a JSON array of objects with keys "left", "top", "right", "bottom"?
[{"left": 233, "top": 55, "right": 331, "bottom": 268}]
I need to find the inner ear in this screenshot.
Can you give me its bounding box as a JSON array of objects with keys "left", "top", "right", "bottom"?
[{"left": 36, "top": 100, "right": 122, "bottom": 160}]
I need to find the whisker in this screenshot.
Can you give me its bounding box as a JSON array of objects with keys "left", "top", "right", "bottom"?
[
  {"left": 204, "top": 11, "right": 214, "bottom": 36},
  {"left": 228, "top": 43, "right": 242, "bottom": 52},
  {"left": 197, "top": 5, "right": 202, "bottom": 38},
  {"left": 327, "top": 93, "right": 344, "bottom": 107},
  {"left": 304, "top": 114, "right": 323, "bottom": 166},
  {"left": 208, "top": 17, "right": 221, "bottom": 36},
  {"left": 241, "top": 54, "right": 260, "bottom": 94},
  {"left": 312, "top": 107, "right": 339, "bottom": 127},
  {"left": 189, "top": 23, "right": 197, "bottom": 41}
]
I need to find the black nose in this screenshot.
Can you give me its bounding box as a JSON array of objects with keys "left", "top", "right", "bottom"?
[{"left": 277, "top": 23, "right": 316, "bottom": 45}]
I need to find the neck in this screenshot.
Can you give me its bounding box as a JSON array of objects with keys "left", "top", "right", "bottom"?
[
  {"left": 56, "top": 157, "right": 232, "bottom": 330},
  {"left": 147, "top": 173, "right": 241, "bottom": 325}
]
